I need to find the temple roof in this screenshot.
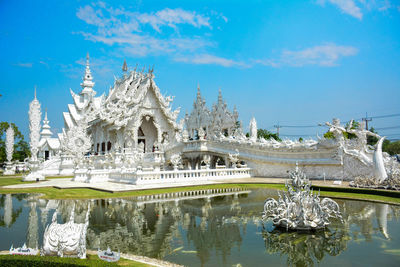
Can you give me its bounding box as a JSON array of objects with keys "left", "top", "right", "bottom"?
[
  {"left": 40, "top": 110, "right": 53, "bottom": 138},
  {"left": 39, "top": 137, "right": 60, "bottom": 150}
]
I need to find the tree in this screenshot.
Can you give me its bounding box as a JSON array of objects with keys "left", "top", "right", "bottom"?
[
  {"left": 367, "top": 127, "right": 379, "bottom": 146},
  {"left": 323, "top": 121, "right": 359, "bottom": 140},
  {"left": 0, "top": 122, "right": 30, "bottom": 164},
  {"left": 383, "top": 140, "right": 400, "bottom": 156},
  {"left": 257, "top": 129, "right": 281, "bottom": 141}
]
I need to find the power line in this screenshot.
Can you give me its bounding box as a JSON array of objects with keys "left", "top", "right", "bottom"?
[
  {"left": 279, "top": 125, "right": 320, "bottom": 128},
  {"left": 375, "top": 126, "right": 400, "bottom": 130},
  {"left": 362, "top": 112, "right": 372, "bottom": 130},
  {"left": 370, "top": 113, "right": 400, "bottom": 119}
]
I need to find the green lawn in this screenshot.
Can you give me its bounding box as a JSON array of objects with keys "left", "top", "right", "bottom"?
[
  {"left": 0, "top": 254, "right": 150, "bottom": 266},
  {"left": 1, "top": 176, "right": 400, "bottom": 204}
]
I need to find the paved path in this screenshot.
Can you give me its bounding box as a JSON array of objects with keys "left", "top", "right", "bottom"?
[{"left": 2, "top": 176, "right": 350, "bottom": 193}]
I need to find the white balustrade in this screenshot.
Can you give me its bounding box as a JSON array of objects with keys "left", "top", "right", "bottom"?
[{"left": 81, "top": 166, "right": 251, "bottom": 185}]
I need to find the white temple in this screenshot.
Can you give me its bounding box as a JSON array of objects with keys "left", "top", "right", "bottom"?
[
  {"left": 38, "top": 110, "right": 60, "bottom": 160},
  {"left": 29, "top": 54, "right": 398, "bottom": 184}
]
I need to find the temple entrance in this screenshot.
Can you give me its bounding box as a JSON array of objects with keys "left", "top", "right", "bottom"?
[
  {"left": 137, "top": 116, "right": 158, "bottom": 153},
  {"left": 45, "top": 151, "right": 49, "bottom": 160}
]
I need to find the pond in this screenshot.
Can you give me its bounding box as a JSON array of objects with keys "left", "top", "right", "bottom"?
[{"left": 1, "top": 188, "right": 400, "bottom": 267}]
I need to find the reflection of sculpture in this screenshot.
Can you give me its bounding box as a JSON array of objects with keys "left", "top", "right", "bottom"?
[
  {"left": 262, "top": 228, "right": 349, "bottom": 266},
  {"left": 263, "top": 164, "right": 342, "bottom": 230},
  {"left": 42, "top": 204, "right": 90, "bottom": 259}
]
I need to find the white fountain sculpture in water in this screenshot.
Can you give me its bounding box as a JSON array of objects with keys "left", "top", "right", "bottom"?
[
  {"left": 262, "top": 164, "right": 342, "bottom": 231},
  {"left": 4, "top": 125, "right": 15, "bottom": 175},
  {"left": 42, "top": 203, "right": 90, "bottom": 259}
]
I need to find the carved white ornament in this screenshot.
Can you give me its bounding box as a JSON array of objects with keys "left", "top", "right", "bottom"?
[
  {"left": 249, "top": 117, "right": 257, "bottom": 142},
  {"left": 42, "top": 204, "right": 90, "bottom": 259},
  {"left": 5, "top": 125, "right": 14, "bottom": 162},
  {"left": 29, "top": 92, "right": 42, "bottom": 162},
  {"left": 61, "top": 122, "right": 92, "bottom": 159},
  {"left": 170, "top": 154, "right": 182, "bottom": 169},
  {"left": 263, "top": 164, "right": 342, "bottom": 230}
]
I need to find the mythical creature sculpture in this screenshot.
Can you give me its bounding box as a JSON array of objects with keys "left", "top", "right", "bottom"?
[
  {"left": 228, "top": 149, "right": 240, "bottom": 168},
  {"left": 198, "top": 127, "right": 206, "bottom": 140},
  {"left": 262, "top": 164, "right": 342, "bottom": 230},
  {"left": 202, "top": 154, "right": 211, "bottom": 168},
  {"left": 249, "top": 117, "right": 257, "bottom": 142},
  {"left": 170, "top": 154, "right": 182, "bottom": 170},
  {"left": 182, "top": 129, "right": 189, "bottom": 142},
  {"left": 42, "top": 204, "right": 90, "bottom": 259}
]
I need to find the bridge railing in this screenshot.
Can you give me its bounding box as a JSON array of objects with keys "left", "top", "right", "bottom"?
[{"left": 135, "top": 167, "right": 251, "bottom": 185}]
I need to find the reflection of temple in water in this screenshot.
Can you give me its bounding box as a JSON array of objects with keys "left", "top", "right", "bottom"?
[
  {"left": 262, "top": 199, "right": 400, "bottom": 266},
  {"left": 1, "top": 190, "right": 400, "bottom": 266},
  {"left": 52, "top": 188, "right": 254, "bottom": 262},
  {"left": 262, "top": 228, "right": 349, "bottom": 267}
]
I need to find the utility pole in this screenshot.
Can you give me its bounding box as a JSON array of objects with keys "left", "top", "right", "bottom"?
[
  {"left": 362, "top": 112, "right": 372, "bottom": 130},
  {"left": 274, "top": 123, "right": 281, "bottom": 137}
]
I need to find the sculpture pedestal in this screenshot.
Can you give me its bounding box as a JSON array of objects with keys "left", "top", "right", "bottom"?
[
  {"left": 74, "top": 168, "right": 88, "bottom": 182},
  {"left": 23, "top": 161, "right": 45, "bottom": 181},
  {"left": 3, "top": 162, "right": 15, "bottom": 175}
]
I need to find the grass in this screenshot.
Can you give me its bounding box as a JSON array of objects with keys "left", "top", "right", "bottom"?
[
  {"left": 1, "top": 176, "right": 400, "bottom": 204},
  {"left": 0, "top": 254, "right": 150, "bottom": 266}
]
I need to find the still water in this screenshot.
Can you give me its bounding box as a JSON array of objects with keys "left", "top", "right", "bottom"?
[{"left": 1, "top": 188, "right": 400, "bottom": 267}]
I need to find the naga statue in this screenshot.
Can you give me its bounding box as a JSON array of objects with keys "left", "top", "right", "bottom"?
[
  {"left": 262, "top": 164, "right": 342, "bottom": 231},
  {"left": 42, "top": 203, "right": 90, "bottom": 258}
]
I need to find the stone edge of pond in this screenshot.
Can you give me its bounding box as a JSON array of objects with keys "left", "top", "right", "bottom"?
[
  {"left": 2, "top": 176, "right": 400, "bottom": 205},
  {"left": 0, "top": 250, "right": 185, "bottom": 267}
]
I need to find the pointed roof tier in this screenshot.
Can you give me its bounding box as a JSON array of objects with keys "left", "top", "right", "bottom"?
[
  {"left": 80, "top": 53, "right": 95, "bottom": 95},
  {"left": 210, "top": 89, "right": 238, "bottom": 136},
  {"left": 63, "top": 53, "right": 104, "bottom": 131},
  {"left": 40, "top": 109, "right": 53, "bottom": 138},
  {"left": 185, "top": 84, "right": 211, "bottom": 134},
  {"left": 96, "top": 67, "right": 181, "bottom": 130}
]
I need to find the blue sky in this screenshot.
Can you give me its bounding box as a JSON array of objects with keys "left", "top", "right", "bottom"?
[{"left": 0, "top": 0, "right": 399, "bottom": 140}]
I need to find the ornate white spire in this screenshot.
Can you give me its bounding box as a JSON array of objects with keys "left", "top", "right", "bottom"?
[
  {"left": 40, "top": 109, "right": 53, "bottom": 139},
  {"left": 122, "top": 59, "right": 128, "bottom": 72},
  {"left": 29, "top": 88, "right": 42, "bottom": 162},
  {"left": 196, "top": 83, "right": 202, "bottom": 103},
  {"left": 5, "top": 124, "right": 14, "bottom": 163},
  {"left": 218, "top": 88, "right": 223, "bottom": 105},
  {"left": 80, "top": 53, "right": 95, "bottom": 94}
]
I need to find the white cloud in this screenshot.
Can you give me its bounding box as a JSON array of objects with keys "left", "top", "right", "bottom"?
[
  {"left": 281, "top": 43, "right": 358, "bottom": 66},
  {"left": 174, "top": 54, "right": 246, "bottom": 67},
  {"left": 254, "top": 43, "right": 358, "bottom": 67},
  {"left": 318, "top": 0, "right": 363, "bottom": 19},
  {"left": 139, "top": 8, "right": 211, "bottom": 32},
  {"left": 317, "top": 0, "right": 398, "bottom": 19},
  {"left": 14, "top": 62, "right": 33, "bottom": 68},
  {"left": 76, "top": 3, "right": 214, "bottom": 58}
]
